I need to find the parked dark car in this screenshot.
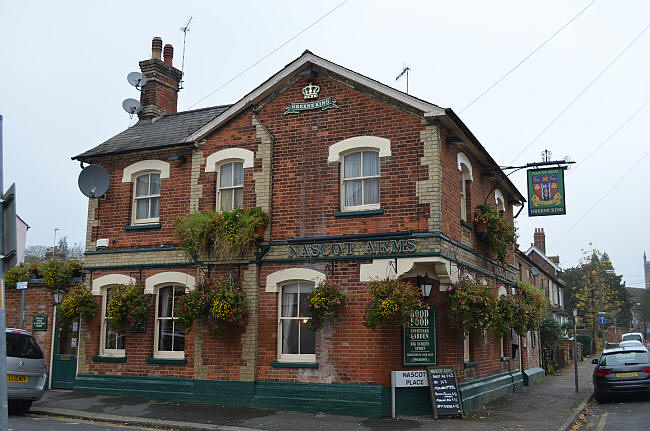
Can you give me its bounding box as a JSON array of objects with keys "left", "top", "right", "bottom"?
[
  {"left": 592, "top": 346, "right": 650, "bottom": 402},
  {"left": 5, "top": 328, "right": 47, "bottom": 414}
]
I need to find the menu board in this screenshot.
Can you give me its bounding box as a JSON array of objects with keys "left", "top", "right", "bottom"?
[{"left": 426, "top": 366, "right": 463, "bottom": 419}]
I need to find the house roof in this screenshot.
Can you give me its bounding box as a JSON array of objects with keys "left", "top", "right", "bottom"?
[
  {"left": 525, "top": 245, "right": 562, "bottom": 272},
  {"left": 72, "top": 50, "right": 525, "bottom": 202},
  {"left": 72, "top": 105, "right": 231, "bottom": 161}
]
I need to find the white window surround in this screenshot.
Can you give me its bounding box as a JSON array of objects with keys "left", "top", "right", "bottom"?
[
  {"left": 265, "top": 268, "right": 325, "bottom": 293},
  {"left": 92, "top": 274, "right": 136, "bottom": 296},
  {"left": 327, "top": 136, "right": 391, "bottom": 163},
  {"left": 457, "top": 152, "right": 473, "bottom": 181},
  {"left": 205, "top": 148, "right": 254, "bottom": 172},
  {"left": 122, "top": 160, "right": 170, "bottom": 183},
  {"left": 144, "top": 271, "right": 196, "bottom": 295},
  {"left": 495, "top": 189, "right": 505, "bottom": 211},
  {"left": 340, "top": 150, "right": 381, "bottom": 211}
]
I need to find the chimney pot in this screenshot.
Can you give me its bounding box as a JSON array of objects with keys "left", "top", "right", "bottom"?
[
  {"left": 152, "top": 37, "right": 163, "bottom": 60},
  {"left": 164, "top": 44, "right": 174, "bottom": 66}
]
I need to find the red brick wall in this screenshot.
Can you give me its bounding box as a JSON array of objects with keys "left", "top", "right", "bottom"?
[
  {"left": 253, "top": 74, "right": 428, "bottom": 239},
  {"left": 5, "top": 285, "right": 55, "bottom": 372},
  {"left": 89, "top": 148, "right": 193, "bottom": 250}
]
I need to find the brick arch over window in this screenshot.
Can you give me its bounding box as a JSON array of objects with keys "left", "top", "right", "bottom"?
[
  {"left": 457, "top": 152, "right": 473, "bottom": 181},
  {"left": 204, "top": 148, "right": 255, "bottom": 172},
  {"left": 265, "top": 268, "right": 326, "bottom": 293},
  {"left": 91, "top": 274, "right": 136, "bottom": 296},
  {"left": 327, "top": 136, "right": 391, "bottom": 163},
  {"left": 122, "top": 160, "right": 170, "bottom": 183},
  {"left": 144, "top": 271, "right": 196, "bottom": 294}
]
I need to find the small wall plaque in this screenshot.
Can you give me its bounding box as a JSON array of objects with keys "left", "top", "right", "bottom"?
[{"left": 32, "top": 314, "right": 48, "bottom": 331}]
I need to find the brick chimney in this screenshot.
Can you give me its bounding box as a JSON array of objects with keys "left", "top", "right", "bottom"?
[
  {"left": 138, "top": 37, "right": 183, "bottom": 121},
  {"left": 533, "top": 228, "right": 546, "bottom": 254}
]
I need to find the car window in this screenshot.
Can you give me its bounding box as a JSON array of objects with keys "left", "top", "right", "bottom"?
[
  {"left": 601, "top": 351, "right": 649, "bottom": 366},
  {"left": 622, "top": 334, "right": 643, "bottom": 343},
  {"left": 6, "top": 333, "right": 44, "bottom": 359}
]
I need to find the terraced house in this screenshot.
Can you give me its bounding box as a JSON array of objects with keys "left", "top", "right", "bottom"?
[{"left": 67, "top": 37, "right": 541, "bottom": 416}]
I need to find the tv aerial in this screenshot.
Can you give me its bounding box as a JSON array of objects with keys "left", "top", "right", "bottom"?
[
  {"left": 127, "top": 71, "right": 147, "bottom": 90},
  {"left": 78, "top": 164, "right": 110, "bottom": 198},
  {"left": 122, "top": 98, "right": 141, "bottom": 117}
]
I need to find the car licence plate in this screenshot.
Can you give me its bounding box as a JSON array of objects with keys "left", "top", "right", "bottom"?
[
  {"left": 7, "top": 375, "right": 28, "bottom": 383},
  {"left": 616, "top": 372, "right": 638, "bottom": 378}
]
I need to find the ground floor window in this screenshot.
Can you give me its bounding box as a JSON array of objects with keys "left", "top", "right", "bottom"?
[
  {"left": 101, "top": 286, "right": 125, "bottom": 356},
  {"left": 279, "top": 281, "right": 315, "bottom": 361},
  {"left": 155, "top": 285, "right": 186, "bottom": 358}
]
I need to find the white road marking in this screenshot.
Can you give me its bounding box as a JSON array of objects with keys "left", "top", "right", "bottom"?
[{"left": 596, "top": 412, "right": 609, "bottom": 431}]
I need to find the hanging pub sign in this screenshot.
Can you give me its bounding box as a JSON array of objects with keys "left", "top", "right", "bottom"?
[
  {"left": 284, "top": 83, "right": 339, "bottom": 115},
  {"left": 527, "top": 167, "right": 566, "bottom": 216}
]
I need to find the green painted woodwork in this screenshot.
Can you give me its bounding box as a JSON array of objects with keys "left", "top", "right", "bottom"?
[
  {"left": 72, "top": 369, "right": 526, "bottom": 417},
  {"left": 84, "top": 262, "right": 195, "bottom": 271},
  {"left": 270, "top": 361, "right": 319, "bottom": 368},
  {"left": 464, "top": 361, "right": 478, "bottom": 368},
  {"left": 333, "top": 209, "right": 384, "bottom": 217},
  {"left": 124, "top": 223, "right": 162, "bottom": 231},
  {"left": 146, "top": 357, "right": 187, "bottom": 365},
  {"left": 85, "top": 246, "right": 178, "bottom": 255},
  {"left": 92, "top": 355, "right": 127, "bottom": 362}
]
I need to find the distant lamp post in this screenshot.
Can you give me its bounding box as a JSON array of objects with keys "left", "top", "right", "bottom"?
[
  {"left": 53, "top": 290, "right": 65, "bottom": 305},
  {"left": 417, "top": 273, "right": 435, "bottom": 299},
  {"left": 573, "top": 309, "right": 578, "bottom": 392}
]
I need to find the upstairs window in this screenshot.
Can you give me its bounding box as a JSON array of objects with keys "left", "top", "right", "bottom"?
[
  {"left": 342, "top": 150, "right": 380, "bottom": 210},
  {"left": 218, "top": 161, "right": 244, "bottom": 211},
  {"left": 457, "top": 152, "right": 473, "bottom": 222},
  {"left": 134, "top": 172, "right": 160, "bottom": 223}
]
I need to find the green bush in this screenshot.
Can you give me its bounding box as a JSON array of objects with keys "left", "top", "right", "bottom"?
[{"left": 577, "top": 335, "right": 592, "bottom": 356}]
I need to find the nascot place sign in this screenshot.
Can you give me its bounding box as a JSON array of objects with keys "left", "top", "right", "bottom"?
[{"left": 288, "top": 239, "right": 416, "bottom": 258}]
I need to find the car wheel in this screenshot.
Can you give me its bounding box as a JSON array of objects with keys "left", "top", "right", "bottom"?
[
  {"left": 8, "top": 400, "right": 32, "bottom": 415},
  {"left": 594, "top": 393, "right": 608, "bottom": 403}
]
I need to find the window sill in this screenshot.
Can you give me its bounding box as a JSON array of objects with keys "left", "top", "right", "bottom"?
[
  {"left": 460, "top": 219, "right": 474, "bottom": 230},
  {"left": 334, "top": 208, "right": 384, "bottom": 217},
  {"left": 146, "top": 357, "right": 187, "bottom": 365},
  {"left": 464, "top": 361, "right": 478, "bottom": 369},
  {"left": 271, "top": 361, "right": 319, "bottom": 369},
  {"left": 92, "top": 355, "right": 127, "bottom": 363},
  {"left": 500, "top": 356, "right": 511, "bottom": 362},
  {"left": 125, "top": 223, "right": 162, "bottom": 231}
]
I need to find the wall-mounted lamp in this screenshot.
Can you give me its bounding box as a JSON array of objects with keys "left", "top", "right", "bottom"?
[
  {"left": 53, "top": 289, "right": 65, "bottom": 305},
  {"left": 417, "top": 272, "right": 435, "bottom": 299}
]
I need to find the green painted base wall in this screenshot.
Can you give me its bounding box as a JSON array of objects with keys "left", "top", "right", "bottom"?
[
  {"left": 523, "top": 367, "right": 545, "bottom": 386},
  {"left": 74, "top": 371, "right": 526, "bottom": 417}
]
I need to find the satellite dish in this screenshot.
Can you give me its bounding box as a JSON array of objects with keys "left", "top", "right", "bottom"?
[
  {"left": 127, "top": 71, "right": 147, "bottom": 88},
  {"left": 78, "top": 164, "right": 110, "bottom": 198},
  {"left": 122, "top": 98, "right": 141, "bottom": 115}
]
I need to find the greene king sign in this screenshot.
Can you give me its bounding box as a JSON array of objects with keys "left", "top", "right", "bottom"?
[{"left": 527, "top": 168, "right": 566, "bottom": 216}]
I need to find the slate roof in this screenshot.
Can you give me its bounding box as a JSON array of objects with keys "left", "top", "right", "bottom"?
[{"left": 72, "top": 105, "right": 231, "bottom": 161}]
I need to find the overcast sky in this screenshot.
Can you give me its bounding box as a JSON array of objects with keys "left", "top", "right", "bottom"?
[{"left": 1, "top": 1, "right": 648, "bottom": 288}]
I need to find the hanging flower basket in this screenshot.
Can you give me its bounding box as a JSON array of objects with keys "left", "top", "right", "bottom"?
[
  {"left": 446, "top": 278, "right": 499, "bottom": 334},
  {"left": 106, "top": 284, "right": 151, "bottom": 331},
  {"left": 305, "top": 279, "right": 348, "bottom": 330},
  {"left": 473, "top": 204, "right": 517, "bottom": 265},
  {"left": 363, "top": 278, "right": 426, "bottom": 330},
  {"left": 57, "top": 284, "right": 97, "bottom": 327},
  {"left": 175, "top": 208, "right": 269, "bottom": 261},
  {"left": 475, "top": 220, "right": 488, "bottom": 233},
  {"left": 207, "top": 278, "right": 248, "bottom": 333}
]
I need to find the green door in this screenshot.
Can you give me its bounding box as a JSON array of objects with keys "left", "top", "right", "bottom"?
[{"left": 51, "top": 318, "right": 79, "bottom": 389}]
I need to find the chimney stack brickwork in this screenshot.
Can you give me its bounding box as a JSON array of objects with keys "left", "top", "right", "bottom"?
[
  {"left": 138, "top": 37, "right": 183, "bottom": 121},
  {"left": 533, "top": 227, "right": 546, "bottom": 255}
]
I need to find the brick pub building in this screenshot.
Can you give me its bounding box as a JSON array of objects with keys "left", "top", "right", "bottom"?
[{"left": 54, "top": 37, "right": 543, "bottom": 416}]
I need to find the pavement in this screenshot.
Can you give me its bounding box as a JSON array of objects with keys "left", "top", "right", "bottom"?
[{"left": 30, "top": 358, "right": 595, "bottom": 431}]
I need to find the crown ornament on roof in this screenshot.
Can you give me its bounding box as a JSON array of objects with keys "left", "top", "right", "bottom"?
[{"left": 302, "top": 83, "right": 320, "bottom": 100}]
